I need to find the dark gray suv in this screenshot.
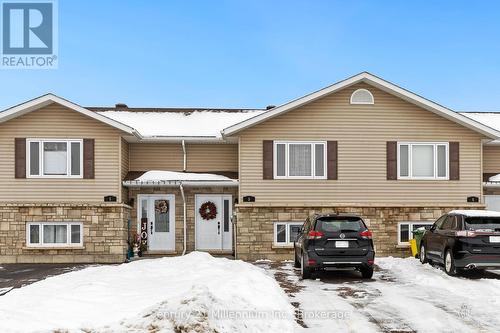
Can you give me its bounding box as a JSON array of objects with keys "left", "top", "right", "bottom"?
[{"left": 293, "top": 213, "right": 375, "bottom": 279}]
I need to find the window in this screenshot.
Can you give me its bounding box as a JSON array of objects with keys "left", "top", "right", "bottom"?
[
  {"left": 26, "top": 222, "right": 83, "bottom": 247},
  {"left": 398, "top": 142, "right": 448, "bottom": 179},
  {"left": 398, "top": 222, "right": 434, "bottom": 245},
  {"left": 350, "top": 89, "right": 374, "bottom": 104},
  {"left": 274, "top": 141, "right": 326, "bottom": 179},
  {"left": 274, "top": 222, "right": 303, "bottom": 246},
  {"left": 27, "top": 139, "right": 83, "bottom": 178}
]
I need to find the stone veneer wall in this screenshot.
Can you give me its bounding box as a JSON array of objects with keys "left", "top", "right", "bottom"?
[
  {"left": 0, "top": 203, "right": 131, "bottom": 264},
  {"left": 235, "top": 205, "right": 484, "bottom": 261},
  {"left": 127, "top": 186, "right": 238, "bottom": 254}
]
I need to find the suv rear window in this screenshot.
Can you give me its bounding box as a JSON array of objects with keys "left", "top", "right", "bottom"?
[
  {"left": 315, "top": 217, "right": 365, "bottom": 233},
  {"left": 465, "top": 217, "right": 500, "bottom": 231}
]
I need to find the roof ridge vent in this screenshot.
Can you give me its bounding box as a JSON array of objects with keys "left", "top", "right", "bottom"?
[
  {"left": 266, "top": 105, "right": 276, "bottom": 110},
  {"left": 115, "top": 103, "right": 128, "bottom": 109}
]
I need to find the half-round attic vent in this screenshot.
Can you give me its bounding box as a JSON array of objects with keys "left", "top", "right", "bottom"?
[{"left": 350, "top": 89, "right": 374, "bottom": 105}]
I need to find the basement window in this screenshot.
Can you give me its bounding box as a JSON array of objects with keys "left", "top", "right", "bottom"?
[
  {"left": 26, "top": 222, "right": 83, "bottom": 247},
  {"left": 27, "top": 139, "right": 83, "bottom": 178},
  {"left": 274, "top": 222, "right": 303, "bottom": 246},
  {"left": 398, "top": 222, "right": 433, "bottom": 245}
]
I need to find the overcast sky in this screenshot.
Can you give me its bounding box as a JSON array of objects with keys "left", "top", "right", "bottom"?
[{"left": 1, "top": 0, "right": 499, "bottom": 111}]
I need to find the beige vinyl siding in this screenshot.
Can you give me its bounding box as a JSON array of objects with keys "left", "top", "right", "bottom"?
[
  {"left": 0, "top": 103, "right": 123, "bottom": 202},
  {"left": 129, "top": 143, "right": 238, "bottom": 172},
  {"left": 483, "top": 146, "right": 500, "bottom": 173},
  {"left": 238, "top": 83, "right": 485, "bottom": 205},
  {"left": 186, "top": 144, "right": 238, "bottom": 172}
]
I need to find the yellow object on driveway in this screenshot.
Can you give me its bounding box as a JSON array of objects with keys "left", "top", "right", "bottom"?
[{"left": 409, "top": 239, "right": 418, "bottom": 257}]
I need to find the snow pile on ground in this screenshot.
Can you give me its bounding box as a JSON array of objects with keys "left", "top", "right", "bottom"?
[
  {"left": 0, "top": 252, "right": 295, "bottom": 333},
  {"left": 99, "top": 110, "right": 265, "bottom": 138},
  {"left": 133, "top": 170, "right": 236, "bottom": 182}
]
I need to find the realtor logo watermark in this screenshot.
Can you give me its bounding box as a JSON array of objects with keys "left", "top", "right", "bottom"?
[{"left": 1, "top": 0, "right": 57, "bottom": 68}]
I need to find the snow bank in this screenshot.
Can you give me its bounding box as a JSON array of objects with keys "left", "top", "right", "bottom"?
[
  {"left": 98, "top": 110, "right": 265, "bottom": 138},
  {"left": 134, "top": 170, "right": 235, "bottom": 182},
  {"left": 0, "top": 252, "right": 294, "bottom": 333}
]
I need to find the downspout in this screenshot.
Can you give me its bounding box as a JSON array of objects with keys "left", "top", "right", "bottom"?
[
  {"left": 180, "top": 181, "right": 187, "bottom": 255},
  {"left": 182, "top": 139, "right": 187, "bottom": 171},
  {"left": 181, "top": 139, "right": 187, "bottom": 255}
]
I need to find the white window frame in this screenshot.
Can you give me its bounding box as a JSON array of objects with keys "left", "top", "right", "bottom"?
[
  {"left": 273, "top": 141, "right": 327, "bottom": 179},
  {"left": 27, "top": 139, "right": 84, "bottom": 178},
  {"left": 350, "top": 88, "right": 375, "bottom": 105},
  {"left": 397, "top": 142, "right": 449, "bottom": 180},
  {"left": 26, "top": 222, "right": 84, "bottom": 247},
  {"left": 274, "top": 221, "right": 303, "bottom": 246},
  {"left": 397, "top": 221, "right": 434, "bottom": 245}
]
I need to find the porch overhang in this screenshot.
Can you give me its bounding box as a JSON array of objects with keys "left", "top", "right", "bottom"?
[
  {"left": 123, "top": 180, "right": 239, "bottom": 187},
  {"left": 122, "top": 170, "right": 239, "bottom": 187}
]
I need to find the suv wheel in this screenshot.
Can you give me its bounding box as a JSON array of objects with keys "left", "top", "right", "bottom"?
[
  {"left": 300, "top": 253, "right": 312, "bottom": 279},
  {"left": 294, "top": 250, "right": 301, "bottom": 268},
  {"left": 420, "top": 244, "right": 428, "bottom": 264},
  {"left": 444, "top": 249, "right": 458, "bottom": 276},
  {"left": 360, "top": 266, "right": 374, "bottom": 279}
]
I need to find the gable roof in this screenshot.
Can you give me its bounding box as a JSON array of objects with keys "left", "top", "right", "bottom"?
[
  {"left": 221, "top": 72, "right": 500, "bottom": 139},
  {"left": 0, "top": 93, "right": 140, "bottom": 136}
]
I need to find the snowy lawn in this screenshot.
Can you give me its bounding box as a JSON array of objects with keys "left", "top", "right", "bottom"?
[
  {"left": 256, "top": 257, "right": 500, "bottom": 333},
  {"left": 0, "top": 252, "right": 294, "bottom": 333}
]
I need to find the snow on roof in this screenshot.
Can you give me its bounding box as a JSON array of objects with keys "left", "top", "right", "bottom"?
[
  {"left": 449, "top": 210, "right": 500, "bottom": 217},
  {"left": 135, "top": 170, "right": 234, "bottom": 182},
  {"left": 123, "top": 170, "right": 238, "bottom": 187},
  {"left": 460, "top": 112, "right": 500, "bottom": 132},
  {"left": 489, "top": 174, "right": 500, "bottom": 182},
  {"left": 98, "top": 110, "right": 265, "bottom": 138}
]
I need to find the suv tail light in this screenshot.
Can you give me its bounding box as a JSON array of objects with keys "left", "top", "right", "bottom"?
[
  {"left": 360, "top": 230, "right": 373, "bottom": 239},
  {"left": 307, "top": 230, "right": 324, "bottom": 239},
  {"left": 456, "top": 230, "right": 477, "bottom": 237}
]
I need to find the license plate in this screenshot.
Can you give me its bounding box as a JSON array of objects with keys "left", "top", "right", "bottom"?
[
  {"left": 489, "top": 236, "right": 500, "bottom": 243},
  {"left": 335, "top": 241, "right": 349, "bottom": 248}
]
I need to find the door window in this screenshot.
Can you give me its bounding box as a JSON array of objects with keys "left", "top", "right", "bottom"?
[
  {"left": 154, "top": 200, "right": 170, "bottom": 232},
  {"left": 223, "top": 199, "right": 230, "bottom": 232}
]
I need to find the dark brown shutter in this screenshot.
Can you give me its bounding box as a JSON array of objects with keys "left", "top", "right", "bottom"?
[
  {"left": 387, "top": 141, "right": 397, "bottom": 180},
  {"left": 449, "top": 142, "right": 459, "bottom": 180},
  {"left": 263, "top": 140, "right": 273, "bottom": 180},
  {"left": 327, "top": 141, "right": 338, "bottom": 180},
  {"left": 15, "top": 138, "right": 26, "bottom": 178},
  {"left": 83, "top": 139, "right": 95, "bottom": 179}
]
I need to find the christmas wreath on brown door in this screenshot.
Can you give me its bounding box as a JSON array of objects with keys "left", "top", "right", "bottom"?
[{"left": 199, "top": 201, "right": 217, "bottom": 220}]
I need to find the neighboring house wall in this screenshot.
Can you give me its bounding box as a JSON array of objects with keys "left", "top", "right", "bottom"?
[
  {"left": 129, "top": 143, "right": 238, "bottom": 172},
  {"left": 238, "top": 83, "right": 485, "bottom": 206},
  {"left": 0, "top": 103, "right": 124, "bottom": 202}
]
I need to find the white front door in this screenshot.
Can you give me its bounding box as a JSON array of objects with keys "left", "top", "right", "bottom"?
[
  {"left": 138, "top": 195, "right": 175, "bottom": 251},
  {"left": 195, "top": 194, "right": 232, "bottom": 251}
]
